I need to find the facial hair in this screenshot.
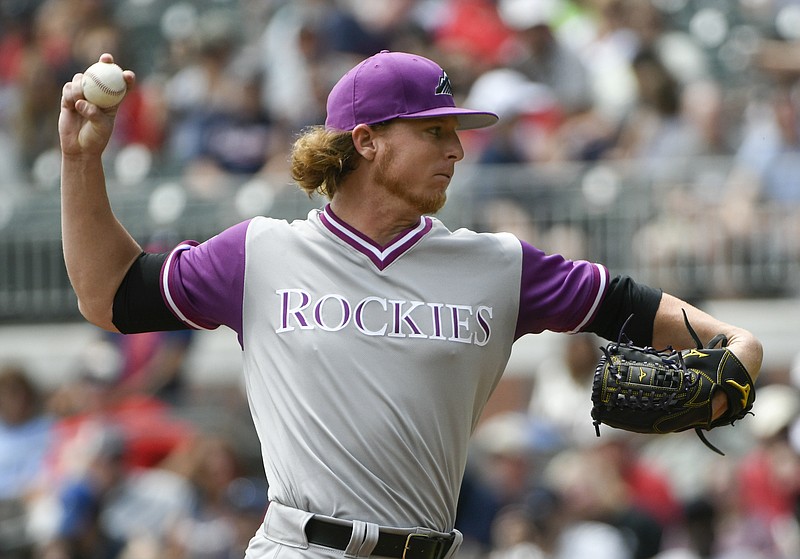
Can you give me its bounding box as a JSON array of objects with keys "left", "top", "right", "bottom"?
[{"left": 375, "top": 143, "right": 447, "bottom": 215}]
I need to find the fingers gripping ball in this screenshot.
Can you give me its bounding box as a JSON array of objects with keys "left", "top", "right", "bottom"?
[
  {"left": 590, "top": 311, "right": 756, "bottom": 455},
  {"left": 82, "top": 61, "right": 126, "bottom": 108}
]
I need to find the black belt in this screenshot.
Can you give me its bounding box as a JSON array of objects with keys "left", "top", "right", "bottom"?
[{"left": 305, "top": 517, "right": 454, "bottom": 559}]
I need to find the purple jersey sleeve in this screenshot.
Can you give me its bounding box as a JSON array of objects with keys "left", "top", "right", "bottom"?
[
  {"left": 515, "top": 239, "right": 609, "bottom": 339},
  {"left": 161, "top": 220, "right": 250, "bottom": 346}
]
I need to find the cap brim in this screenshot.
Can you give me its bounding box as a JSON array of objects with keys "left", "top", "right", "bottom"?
[{"left": 397, "top": 107, "right": 499, "bottom": 130}]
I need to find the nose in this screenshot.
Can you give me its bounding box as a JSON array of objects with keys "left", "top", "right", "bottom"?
[{"left": 447, "top": 132, "right": 464, "bottom": 162}]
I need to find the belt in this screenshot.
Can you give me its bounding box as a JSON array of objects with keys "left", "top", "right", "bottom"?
[{"left": 305, "top": 517, "right": 455, "bottom": 559}]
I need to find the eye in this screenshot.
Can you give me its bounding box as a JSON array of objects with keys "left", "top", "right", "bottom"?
[{"left": 427, "top": 126, "right": 442, "bottom": 137}]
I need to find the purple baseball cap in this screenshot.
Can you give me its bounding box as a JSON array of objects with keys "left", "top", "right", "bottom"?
[{"left": 325, "top": 51, "right": 499, "bottom": 131}]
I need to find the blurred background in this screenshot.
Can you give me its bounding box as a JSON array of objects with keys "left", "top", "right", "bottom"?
[{"left": 1, "top": 0, "right": 800, "bottom": 558}]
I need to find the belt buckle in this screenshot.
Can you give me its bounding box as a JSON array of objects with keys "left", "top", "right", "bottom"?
[{"left": 403, "top": 533, "right": 441, "bottom": 559}]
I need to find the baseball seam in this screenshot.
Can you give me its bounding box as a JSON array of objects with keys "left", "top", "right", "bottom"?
[{"left": 86, "top": 71, "right": 125, "bottom": 96}]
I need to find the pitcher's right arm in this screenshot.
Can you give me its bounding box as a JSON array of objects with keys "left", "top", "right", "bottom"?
[{"left": 59, "top": 53, "right": 141, "bottom": 331}]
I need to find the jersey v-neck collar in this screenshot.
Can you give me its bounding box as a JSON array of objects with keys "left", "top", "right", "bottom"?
[{"left": 318, "top": 204, "right": 433, "bottom": 271}]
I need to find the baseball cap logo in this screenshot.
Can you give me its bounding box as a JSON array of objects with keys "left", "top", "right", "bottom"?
[{"left": 435, "top": 72, "right": 453, "bottom": 96}]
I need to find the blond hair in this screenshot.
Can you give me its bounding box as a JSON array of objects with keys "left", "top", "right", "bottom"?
[{"left": 290, "top": 126, "right": 360, "bottom": 199}]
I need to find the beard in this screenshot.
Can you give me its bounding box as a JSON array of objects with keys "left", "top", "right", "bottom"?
[{"left": 374, "top": 144, "right": 447, "bottom": 215}]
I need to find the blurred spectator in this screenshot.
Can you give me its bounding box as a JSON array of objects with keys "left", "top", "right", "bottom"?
[
  {"left": 160, "top": 436, "right": 262, "bottom": 559},
  {"left": 679, "top": 78, "right": 732, "bottom": 157},
  {"left": 98, "top": 462, "right": 199, "bottom": 558},
  {"left": 497, "top": 0, "right": 593, "bottom": 117},
  {"left": 12, "top": 37, "right": 63, "bottom": 182},
  {"left": 318, "top": 0, "right": 407, "bottom": 56},
  {"left": 456, "top": 464, "right": 504, "bottom": 556},
  {"left": 26, "top": 369, "right": 215, "bottom": 557},
  {"left": 465, "top": 68, "right": 562, "bottom": 164},
  {"left": 726, "top": 81, "right": 800, "bottom": 204},
  {"left": 489, "top": 486, "right": 568, "bottom": 559},
  {"left": 471, "top": 412, "right": 562, "bottom": 510},
  {"left": 545, "top": 436, "right": 677, "bottom": 559},
  {"left": 594, "top": 437, "right": 681, "bottom": 529},
  {"left": 542, "top": 447, "right": 638, "bottom": 559},
  {"left": 723, "top": 383, "right": 800, "bottom": 557},
  {"left": 224, "top": 476, "right": 271, "bottom": 558},
  {"left": 33, "top": 429, "right": 208, "bottom": 559},
  {"left": 103, "top": 328, "right": 194, "bottom": 406},
  {"left": 633, "top": 183, "right": 725, "bottom": 299},
  {"left": 463, "top": 410, "right": 564, "bottom": 557},
  {"left": 528, "top": 0, "right": 635, "bottom": 164},
  {"left": 40, "top": 338, "right": 196, "bottom": 486},
  {"left": 573, "top": 0, "right": 640, "bottom": 125},
  {"left": 654, "top": 497, "right": 718, "bottom": 559},
  {"left": 0, "top": 364, "right": 54, "bottom": 558},
  {"left": 0, "top": 6, "right": 32, "bottom": 186},
  {"left": 608, "top": 48, "right": 706, "bottom": 173},
  {"left": 489, "top": 504, "right": 548, "bottom": 559},
  {"left": 11, "top": 0, "right": 119, "bottom": 186},
  {"left": 553, "top": 520, "right": 633, "bottom": 559},
  {"left": 561, "top": 0, "right": 709, "bottom": 164},
  {"left": 0, "top": 364, "right": 54, "bottom": 500},
  {"left": 36, "top": 427, "right": 129, "bottom": 559},
  {"left": 434, "top": 0, "right": 513, "bottom": 73},
  {"left": 70, "top": 19, "right": 124, "bottom": 75},
  {"left": 621, "top": 49, "right": 739, "bottom": 296},
  {"left": 256, "top": 1, "right": 363, "bottom": 134},
  {"left": 717, "top": 80, "right": 800, "bottom": 296},
  {"left": 163, "top": 10, "right": 278, "bottom": 196},
  {"left": 626, "top": 1, "right": 709, "bottom": 88},
  {"left": 462, "top": 67, "right": 569, "bottom": 245},
  {"left": 738, "top": 384, "right": 800, "bottom": 521},
  {"left": 527, "top": 333, "right": 601, "bottom": 446}
]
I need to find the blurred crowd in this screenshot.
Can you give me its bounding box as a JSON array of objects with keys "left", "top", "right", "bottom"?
[
  {"left": 0, "top": 328, "right": 268, "bottom": 559},
  {"left": 2, "top": 0, "right": 800, "bottom": 558},
  {"left": 5, "top": 0, "right": 800, "bottom": 189},
  {"left": 2, "top": 0, "right": 800, "bottom": 298}
]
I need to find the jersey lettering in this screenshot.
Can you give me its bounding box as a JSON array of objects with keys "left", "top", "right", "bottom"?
[
  {"left": 447, "top": 304, "right": 473, "bottom": 344},
  {"left": 389, "top": 300, "right": 426, "bottom": 338},
  {"left": 474, "top": 305, "right": 492, "bottom": 347},
  {"left": 427, "top": 303, "right": 446, "bottom": 340},
  {"left": 277, "top": 289, "right": 313, "bottom": 332},
  {"left": 313, "top": 294, "right": 351, "bottom": 332},
  {"left": 355, "top": 297, "right": 388, "bottom": 336},
  {"left": 276, "top": 288, "right": 494, "bottom": 345}
]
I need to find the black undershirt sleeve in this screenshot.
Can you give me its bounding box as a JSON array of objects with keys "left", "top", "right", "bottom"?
[
  {"left": 583, "top": 275, "right": 662, "bottom": 346},
  {"left": 112, "top": 252, "right": 189, "bottom": 333}
]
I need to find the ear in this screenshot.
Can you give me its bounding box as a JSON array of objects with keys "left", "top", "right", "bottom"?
[{"left": 351, "top": 124, "right": 379, "bottom": 161}]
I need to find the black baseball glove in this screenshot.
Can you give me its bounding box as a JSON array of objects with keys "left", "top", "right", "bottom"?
[{"left": 590, "top": 311, "right": 756, "bottom": 455}]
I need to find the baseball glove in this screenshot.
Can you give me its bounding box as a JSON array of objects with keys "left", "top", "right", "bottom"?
[{"left": 590, "top": 311, "right": 756, "bottom": 455}]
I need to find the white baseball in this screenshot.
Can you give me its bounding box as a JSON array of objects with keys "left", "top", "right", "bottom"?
[{"left": 82, "top": 61, "right": 126, "bottom": 108}]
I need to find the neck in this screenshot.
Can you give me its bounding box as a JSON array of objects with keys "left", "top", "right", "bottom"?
[{"left": 328, "top": 193, "right": 422, "bottom": 247}]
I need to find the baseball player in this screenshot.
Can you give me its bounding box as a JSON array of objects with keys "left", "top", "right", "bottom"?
[{"left": 59, "top": 51, "right": 762, "bottom": 559}]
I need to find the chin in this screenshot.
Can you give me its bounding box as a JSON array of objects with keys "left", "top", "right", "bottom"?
[{"left": 420, "top": 194, "right": 447, "bottom": 215}]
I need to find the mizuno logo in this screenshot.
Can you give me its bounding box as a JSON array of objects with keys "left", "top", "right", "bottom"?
[
  {"left": 639, "top": 368, "right": 647, "bottom": 382},
  {"left": 684, "top": 349, "right": 709, "bottom": 359},
  {"left": 436, "top": 72, "right": 453, "bottom": 96},
  {"left": 726, "top": 380, "right": 751, "bottom": 408}
]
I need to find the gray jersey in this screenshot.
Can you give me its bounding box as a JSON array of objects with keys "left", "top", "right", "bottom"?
[{"left": 161, "top": 205, "right": 608, "bottom": 531}]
